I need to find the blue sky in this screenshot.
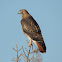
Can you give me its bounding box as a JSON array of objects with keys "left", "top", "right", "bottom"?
[{"left": 0, "top": 0, "right": 62, "bottom": 62}]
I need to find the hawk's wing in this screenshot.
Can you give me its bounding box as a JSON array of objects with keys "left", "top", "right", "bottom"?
[{"left": 21, "top": 17, "right": 43, "bottom": 41}]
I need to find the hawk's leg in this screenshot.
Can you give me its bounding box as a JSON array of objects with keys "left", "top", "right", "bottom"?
[
  {"left": 28, "top": 40, "right": 33, "bottom": 52},
  {"left": 28, "top": 40, "right": 32, "bottom": 47}
]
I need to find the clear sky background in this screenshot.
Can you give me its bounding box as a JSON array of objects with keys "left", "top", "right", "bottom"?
[{"left": 0, "top": 0, "right": 62, "bottom": 62}]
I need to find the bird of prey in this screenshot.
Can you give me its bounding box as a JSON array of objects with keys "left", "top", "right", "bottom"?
[{"left": 18, "top": 9, "right": 46, "bottom": 53}]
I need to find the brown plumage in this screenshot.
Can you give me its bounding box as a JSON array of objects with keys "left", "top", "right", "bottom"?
[{"left": 18, "top": 9, "right": 46, "bottom": 53}]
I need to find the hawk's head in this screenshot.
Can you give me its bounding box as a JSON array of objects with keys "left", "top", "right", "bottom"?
[
  {"left": 18, "top": 9, "right": 31, "bottom": 19},
  {"left": 18, "top": 9, "right": 29, "bottom": 15}
]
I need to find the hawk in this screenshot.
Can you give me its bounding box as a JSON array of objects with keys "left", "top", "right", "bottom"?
[{"left": 18, "top": 9, "right": 46, "bottom": 53}]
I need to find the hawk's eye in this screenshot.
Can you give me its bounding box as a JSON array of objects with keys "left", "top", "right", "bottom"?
[{"left": 20, "top": 11, "right": 23, "bottom": 14}]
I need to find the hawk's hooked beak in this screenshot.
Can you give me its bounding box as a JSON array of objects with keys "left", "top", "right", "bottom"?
[{"left": 18, "top": 10, "right": 23, "bottom": 14}]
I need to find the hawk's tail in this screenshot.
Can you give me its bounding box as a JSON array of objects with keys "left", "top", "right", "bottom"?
[{"left": 36, "top": 41, "right": 46, "bottom": 53}]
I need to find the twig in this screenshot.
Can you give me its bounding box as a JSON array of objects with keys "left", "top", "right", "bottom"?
[{"left": 12, "top": 45, "right": 22, "bottom": 62}]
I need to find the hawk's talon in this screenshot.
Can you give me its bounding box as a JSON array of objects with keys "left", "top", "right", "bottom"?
[
  {"left": 28, "top": 42, "right": 33, "bottom": 50},
  {"left": 28, "top": 42, "right": 31, "bottom": 47}
]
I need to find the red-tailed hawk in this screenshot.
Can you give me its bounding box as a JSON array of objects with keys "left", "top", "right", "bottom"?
[{"left": 18, "top": 9, "right": 46, "bottom": 53}]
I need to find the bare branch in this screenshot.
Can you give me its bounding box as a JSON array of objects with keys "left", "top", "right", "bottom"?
[{"left": 12, "top": 40, "right": 42, "bottom": 62}]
